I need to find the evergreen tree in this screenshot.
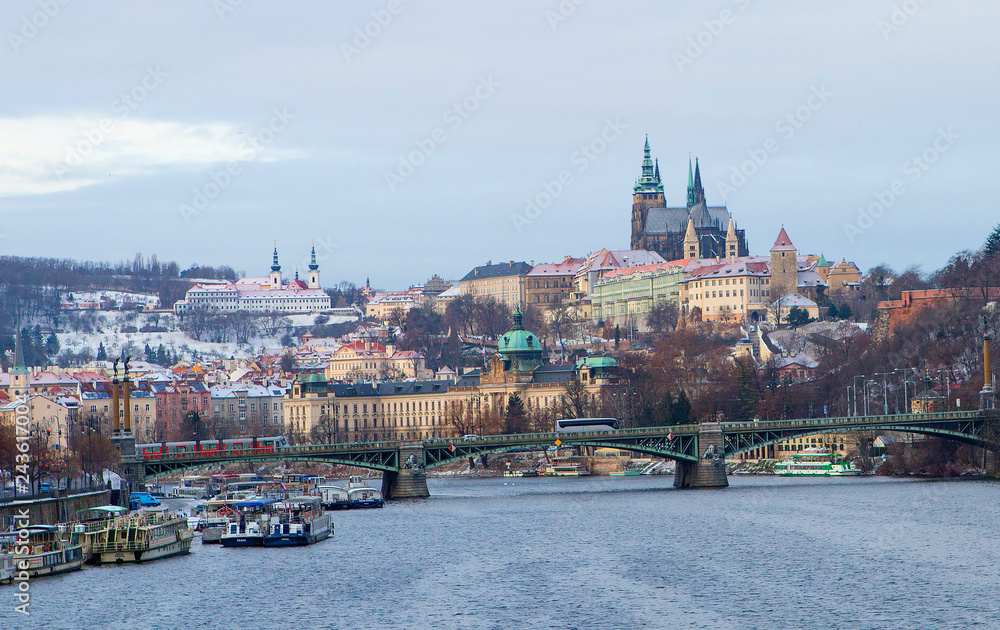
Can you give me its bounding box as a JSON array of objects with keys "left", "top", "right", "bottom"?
[
  {"left": 96, "top": 342, "right": 108, "bottom": 361},
  {"left": 985, "top": 224, "right": 1000, "bottom": 259},
  {"left": 614, "top": 324, "right": 621, "bottom": 349},
  {"left": 156, "top": 344, "right": 168, "bottom": 366},
  {"left": 143, "top": 343, "right": 154, "bottom": 363},
  {"left": 45, "top": 333, "right": 60, "bottom": 356},
  {"left": 504, "top": 393, "right": 528, "bottom": 434},
  {"left": 826, "top": 304, "right": 839, "bottom": 320},
  {"left": 440, "top": 329, "right": 463, "bottom": 369},
  {"left": 670, "top": 390, "right": 692, "bottom": 424},
  {"left": 839, "top": 303, "right": 853, "bottom": 320}
]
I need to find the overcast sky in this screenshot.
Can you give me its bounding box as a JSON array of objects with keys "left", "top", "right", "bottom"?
[{"left": 2, "top": 1, "right": 997, "bottom": 288}]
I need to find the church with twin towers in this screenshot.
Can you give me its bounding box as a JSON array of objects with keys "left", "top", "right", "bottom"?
[{"left": 630, "top": 136, "right": 749, "bottom": 262}]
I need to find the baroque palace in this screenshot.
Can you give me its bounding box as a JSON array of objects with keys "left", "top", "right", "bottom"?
[{"left": 284, "top": 310, "right": 619, "bottom": 441}]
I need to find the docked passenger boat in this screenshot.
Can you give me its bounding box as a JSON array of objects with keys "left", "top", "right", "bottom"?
[
  {"left": 220, "top": 498, "right": 278, "bottom": 547},
  {"left": 345, "top": 476, "right": 383, "bottom": 509},
  {"left": 89, "top": 508, "right": 194, "bottom": 564},
  {"left": 0, "top": 525, "right": 88, "bottom": 577},
  {"left": 774, "top": 448, "right": 861, "bottom": 477},
  {"left": 317, "top": 485, "right": 351, "bottom": 510},
  {"left": 263, "top": 497, "right": 332, "bottom": 546},
  {"left": 0, "top": 552, "right": 14, "bottom": 583},
  {"left": 347, "top": 486, "right": 384, "bottom": 509},
  {"left": 199, "top": 516, "right": 230, "bottom": 544},
  {"left": 542, "top": 460, "right": 590, "bottom": 477}
]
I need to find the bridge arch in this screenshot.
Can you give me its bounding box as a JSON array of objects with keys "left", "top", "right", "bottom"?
[
  {"left": 725, "top": 423, "right": 993, "bottom": 459},
  {"left": 422, "top": 438, "right": 699, "bottom": 469}
]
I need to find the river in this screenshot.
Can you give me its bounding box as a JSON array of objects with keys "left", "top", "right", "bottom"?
[{"left": 5, "top": 475, "right": 999, "bottom": 629}]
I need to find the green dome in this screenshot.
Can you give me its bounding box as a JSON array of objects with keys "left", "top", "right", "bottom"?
[
  {"left": 577, "top": 356, "right": 618, "bottom": 369},
  {"left": 498, "top": 309, "right": 543, "bottom": 372}
]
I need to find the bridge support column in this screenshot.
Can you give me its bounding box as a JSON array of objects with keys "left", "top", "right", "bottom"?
[
  {"left": 674, "top": 423, "right": 728, "bottom": 489},
  {"left": 382, "top": 441, "right": 430, "bottom": 500}
]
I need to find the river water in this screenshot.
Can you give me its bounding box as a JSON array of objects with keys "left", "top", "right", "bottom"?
[{"left": 6, "top": 475, "right": 999, "bottom": 629}]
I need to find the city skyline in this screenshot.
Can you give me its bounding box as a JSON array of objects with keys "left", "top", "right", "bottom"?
[{"left": 2, "top": 1, "right": 997, "bottom": 287}]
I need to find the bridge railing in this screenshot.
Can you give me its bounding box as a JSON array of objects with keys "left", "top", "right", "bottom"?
[{"left": 720, "top": 410, "right": 982, "bottom": 432}]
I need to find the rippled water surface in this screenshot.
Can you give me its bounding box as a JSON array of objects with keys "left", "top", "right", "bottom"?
[{"left": 5, "top": 475, "right": 999, "bottom": 629}]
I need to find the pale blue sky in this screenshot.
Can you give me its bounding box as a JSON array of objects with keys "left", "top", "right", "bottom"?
[{"left": 2, "top": 1, "right": 997, "bottom": 288}]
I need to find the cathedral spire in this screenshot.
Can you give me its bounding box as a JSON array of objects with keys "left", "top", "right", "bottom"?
[
  {"left": 686, "top": 157, "right": 696, "bottom": 207},
  {"left": 634, "top": 136, "right": 663, "bottom": 194},
  {"left": 693, "top": 158, "right": 705, "bottom": 204},
  {"left": 683, "top": 218, "right": 699, "bottom": 259},
  {"left": 654, "top": 158, "right": 660, "bottom": 182},
  {"left": 641, "top": 135, "right": 654, "bottom": 178}
]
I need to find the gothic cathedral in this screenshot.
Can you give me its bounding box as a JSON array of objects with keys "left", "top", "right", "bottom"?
[{"left": 630, "top": 136, "right": 749, "bottom": 261}]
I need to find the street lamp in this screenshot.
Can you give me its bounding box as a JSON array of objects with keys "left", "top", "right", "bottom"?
[
  {"left": 936, "top": 370, "right": 952, "bottom": 410},
  {"left": 853, "top": 375, "right": 866, "bottom": 416},
  {"left": 873, "top": 372, "right": 890, "bottom": 415}
]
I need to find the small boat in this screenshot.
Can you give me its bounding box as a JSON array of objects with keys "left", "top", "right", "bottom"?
[
  {"left": 199, "top": 516, "right": 229, "bottom": 544},
  {"left": 172, "top": 475, "right": 211, "bottom": 499},
  {"left": 263, "top": 497, "right": 332, "bottom": 546},
  {"left": 317, "top": 485, "right": 351, "bottom": 510},
  {"left": 774, "top": 448, "right": 861, "bottom": 477},
  {"left": 0, "top": 552, "right": 14, "bottom": 584},
  {"left": 220, "top": 498, "right": 278, "bottom": 547},
  {"left": 0, "top": 525, "right": 88, "bottom": 578},
  {"left": 542, "top": 460, "right": 590, "bottom": 477},
  {"left": 89, "top": 508, "right": 194, "bottom": 564},
  {"left": 347, "top": 486, "right": 384, "bottom": 509},
  {"left": 344, "top": 476, "right": 384, "bottom": 509}
]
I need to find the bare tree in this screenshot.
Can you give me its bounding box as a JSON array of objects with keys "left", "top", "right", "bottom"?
[
  {"left": 645, "top": 300, "right": 679, "bottom": 336},
  {"left": 309, "top": 413, "right": 338, "bottom": 444}
]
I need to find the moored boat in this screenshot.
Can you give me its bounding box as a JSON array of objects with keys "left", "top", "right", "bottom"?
[
  {"left": 0, "top": 552, "right": 14, "bottom": 584},
  {"left": 89, "top": 508, "right": 194, "bottom": 564},
  {"left": 774, "top": 448, "right": 861, "bottom": 477},
  {"left": 220, "top": 498, "right": 278, "bottom": 547},
  {"left": 263, "top": 497, "right": 332, "bottom": 546},
  {"left": 542, "top": 459, "right": 590, "bottom": 477},
  {"left": 317, "top": 485, "right": 350, "bottom": 510},
  {"left": 347, "top": 486, "right": 384, "bottom": 509},
  {"left": 0, "top": 525, "right": 88, "bottom": 578}
]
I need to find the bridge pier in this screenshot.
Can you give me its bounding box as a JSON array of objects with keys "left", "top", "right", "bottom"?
[
  {"left": 382, "top": 441, "right": 430, "bottom": 500},
  {"left": 674, "top": 423, "right": 728, "bottom": 489}
]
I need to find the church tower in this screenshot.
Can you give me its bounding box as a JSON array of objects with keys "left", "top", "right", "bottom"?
[
  {"left": 270, "top": 244, "right": 282, "bottom": 290},
  {"left": 307, "top": 244, "right": 321, "bottom": 289},
  {"left": 8, "top": 328, "right": 30, "bottom": 399},
  {"left": 631, "top": 135, "right": 665, "bottom": 250},
  {"left": 683, "top": 218, "right": 700, "bottom": 259},
  {"left": 725, "top": 218, "right": 739, "bottom": 259},
  {"left": 769, "top": 227, "right": 798, "bottom": 299}
]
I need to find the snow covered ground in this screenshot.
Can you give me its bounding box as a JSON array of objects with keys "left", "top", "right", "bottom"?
[{"left": 53, "top": 309, "right": 358, "bottom": 362}]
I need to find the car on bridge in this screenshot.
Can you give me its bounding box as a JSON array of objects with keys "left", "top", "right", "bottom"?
[{"left": 462, "top": 434, "right": 480, "bottom": 441}]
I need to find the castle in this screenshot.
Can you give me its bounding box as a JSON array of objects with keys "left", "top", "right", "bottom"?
[{"left": 630, "top": 137, "right": 749, "bottom": 262}]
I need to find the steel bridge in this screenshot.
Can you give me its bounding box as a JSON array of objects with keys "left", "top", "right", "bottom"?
[{"left": 132, "top": 410, "right": 996, "bottom": 497}]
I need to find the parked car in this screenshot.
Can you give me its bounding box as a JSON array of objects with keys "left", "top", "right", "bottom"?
[{"left": 129, "top": 492, "right": 161, "bottom": 507}]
